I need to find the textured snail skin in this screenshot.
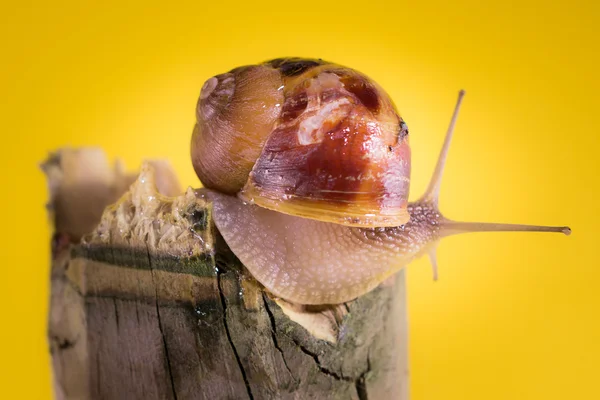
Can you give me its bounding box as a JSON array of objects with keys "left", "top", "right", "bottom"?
[
  {"left": 209, "top": 190, "right": 441, "bottom": 305},
  {"left": 191, "top": 58, "right": 411, "bottom": 227}
]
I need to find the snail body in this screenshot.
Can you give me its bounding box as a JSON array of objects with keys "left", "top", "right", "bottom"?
[
  {"left": 208, "top": 190, "right": 441, "bottom": 304},
  {"left": 192, "top": 58, "right": 570, "bottom": 305}
]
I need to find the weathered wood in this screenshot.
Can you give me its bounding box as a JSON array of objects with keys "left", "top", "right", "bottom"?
[{"left": 44, "top": 149, "right": 409, "bottom": 400}]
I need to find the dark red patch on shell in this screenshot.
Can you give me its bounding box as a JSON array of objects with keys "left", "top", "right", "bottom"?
[
  {"left": 339, "top": 75, "right": 380, "bottom": 114},
  {"left": 264, "top": 57, "right": 326, "bottom": 77},
  {"left": 280, "top": 91, "right": 308, "bottom": 123},
  {"left": 247, "top": 106, "right": 410, "bottom": 209}
]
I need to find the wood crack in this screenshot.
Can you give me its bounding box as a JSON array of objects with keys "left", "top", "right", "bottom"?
[
  {"left": 355, "top": 352, "right": 371, "bottom": 400},
  {"left": 113, "top": 298, "right": 120, "bottom": 331},
  {"left": 355, "top": 377, "right": 368, "bottom": 400},
  {"left": 217, "top": 270, "right": 254, "bottom": 400},
  {"left": 147, "top": 243, "right": 178, "bottom": 400},
  {"left": 291, "top": 338, "right": 352, "bottom": 382},
  {"left": 262, "top": 293, "right": 295, "bottom": 381},
  {"left": 51, "top": 335, "right": 79, "bottom": 350}
]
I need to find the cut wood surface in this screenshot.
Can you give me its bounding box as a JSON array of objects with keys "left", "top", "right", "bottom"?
[{"left": 44, "top": 149, "right": 409, "bottom": 400}]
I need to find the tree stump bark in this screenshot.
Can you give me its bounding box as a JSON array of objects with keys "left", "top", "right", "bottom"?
[{"left": 44, "top": 149, "right": 409, "bottom": 400}]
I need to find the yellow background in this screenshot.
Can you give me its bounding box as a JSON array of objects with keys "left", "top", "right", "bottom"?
[{"left": 1, "top": 1, "right": 598, "bottom": 399}]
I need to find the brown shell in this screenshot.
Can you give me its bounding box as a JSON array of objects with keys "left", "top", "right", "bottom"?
[
  {"left": 191, "top": 64, "right": 284, "bottom": 194},
  {"left": 192, "top": 57, "right": 411, "bottom": 227}
]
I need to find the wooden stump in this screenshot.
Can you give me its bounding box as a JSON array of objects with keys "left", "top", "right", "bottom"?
[{"left": 43, "top": 149, "right": 409, "bottom": 400}]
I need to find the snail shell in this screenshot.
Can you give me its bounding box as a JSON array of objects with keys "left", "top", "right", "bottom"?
[{"left": 191, "top": 57, "right": 411, "bottom": 227}]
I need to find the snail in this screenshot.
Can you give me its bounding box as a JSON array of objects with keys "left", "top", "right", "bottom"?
[{"left": 191, "top": 57, "right": 570, "bottom": 306}]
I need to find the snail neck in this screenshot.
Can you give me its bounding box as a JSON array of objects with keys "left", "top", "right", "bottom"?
[
  {"left": 403, "top": 198, "right": 570, "bottom": 281},
  {"left": 410, "top": 89, "right": 570, "bottom": 240},
  {"left": 404, "top": 200, "right": 570, "bottom": 241},
  {"left": 402, "top": 90, "right": 570, "bottom": 280}
]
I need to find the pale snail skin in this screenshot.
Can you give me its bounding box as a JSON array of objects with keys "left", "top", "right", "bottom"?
[{"left": 192, "top": 58, "right": 571, "bottom": 305}]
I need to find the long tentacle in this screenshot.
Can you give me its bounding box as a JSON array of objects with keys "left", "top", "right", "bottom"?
[{"left": 413, "top": 90, "right": 571, "bottom": 280}]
